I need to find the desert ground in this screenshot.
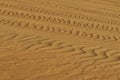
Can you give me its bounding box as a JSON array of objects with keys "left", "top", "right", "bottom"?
[{"left": 0, "top": 0, "right": 120, "bottom": 80}]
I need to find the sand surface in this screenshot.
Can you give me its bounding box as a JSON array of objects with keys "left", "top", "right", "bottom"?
[{"left": 0, "top": 0, "right": 120, "bottom": 80}]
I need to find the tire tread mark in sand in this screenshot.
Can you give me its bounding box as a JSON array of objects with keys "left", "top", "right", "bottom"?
[
  {"left": 0, "top": 3, "right": 120, "bottom": 26},
  {"left": 0, "top": 8, "right": 119, "bottom": 33},
  {"left": 1, "top": 1, "right": 120, "bottom": 18},
  {"left": 0, "top": 18, "right": 120, "bottom": 41},
  {"left": 0, "top": 8, "right": 120, "bottom": 33}
]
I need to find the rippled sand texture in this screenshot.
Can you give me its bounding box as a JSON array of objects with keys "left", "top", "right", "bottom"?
[{"left": 0, "top": 0, "right": 120, "bottom": 80}]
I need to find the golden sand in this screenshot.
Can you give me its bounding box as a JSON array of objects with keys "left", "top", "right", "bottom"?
[{"left": 0, "top": 0, "right": 120, "bottom": 80}]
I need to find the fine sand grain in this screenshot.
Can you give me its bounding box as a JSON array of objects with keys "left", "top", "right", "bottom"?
[{"left": 0, "top": 0, "right": 120, "bottom": 80}]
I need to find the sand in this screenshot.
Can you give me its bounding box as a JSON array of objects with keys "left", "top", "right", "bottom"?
[{"left": 0, "top": 0, "right": 120, "bottom": 80}]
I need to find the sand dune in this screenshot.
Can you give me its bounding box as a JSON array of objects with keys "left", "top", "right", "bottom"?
[{"left": 0, "top": 0, "right": 120, "bottom": 80}]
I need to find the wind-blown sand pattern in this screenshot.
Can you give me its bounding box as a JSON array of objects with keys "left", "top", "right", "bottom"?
[{"left": 0, "top": 0, "right": 120, "bottom": 80}]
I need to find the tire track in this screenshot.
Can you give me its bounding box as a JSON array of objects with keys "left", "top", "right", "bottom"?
[
  {"left": 0, "top": 8, "right": 120, "bottom": 34},
  {"left": 0, "top": 2, "right": 120, "bottom": 26},
  {"left": 0, "top": 3, "right": 120, "bottom": 26},
  {"left": 0, "top": 18, "right": 120, "bottom": 41}
]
